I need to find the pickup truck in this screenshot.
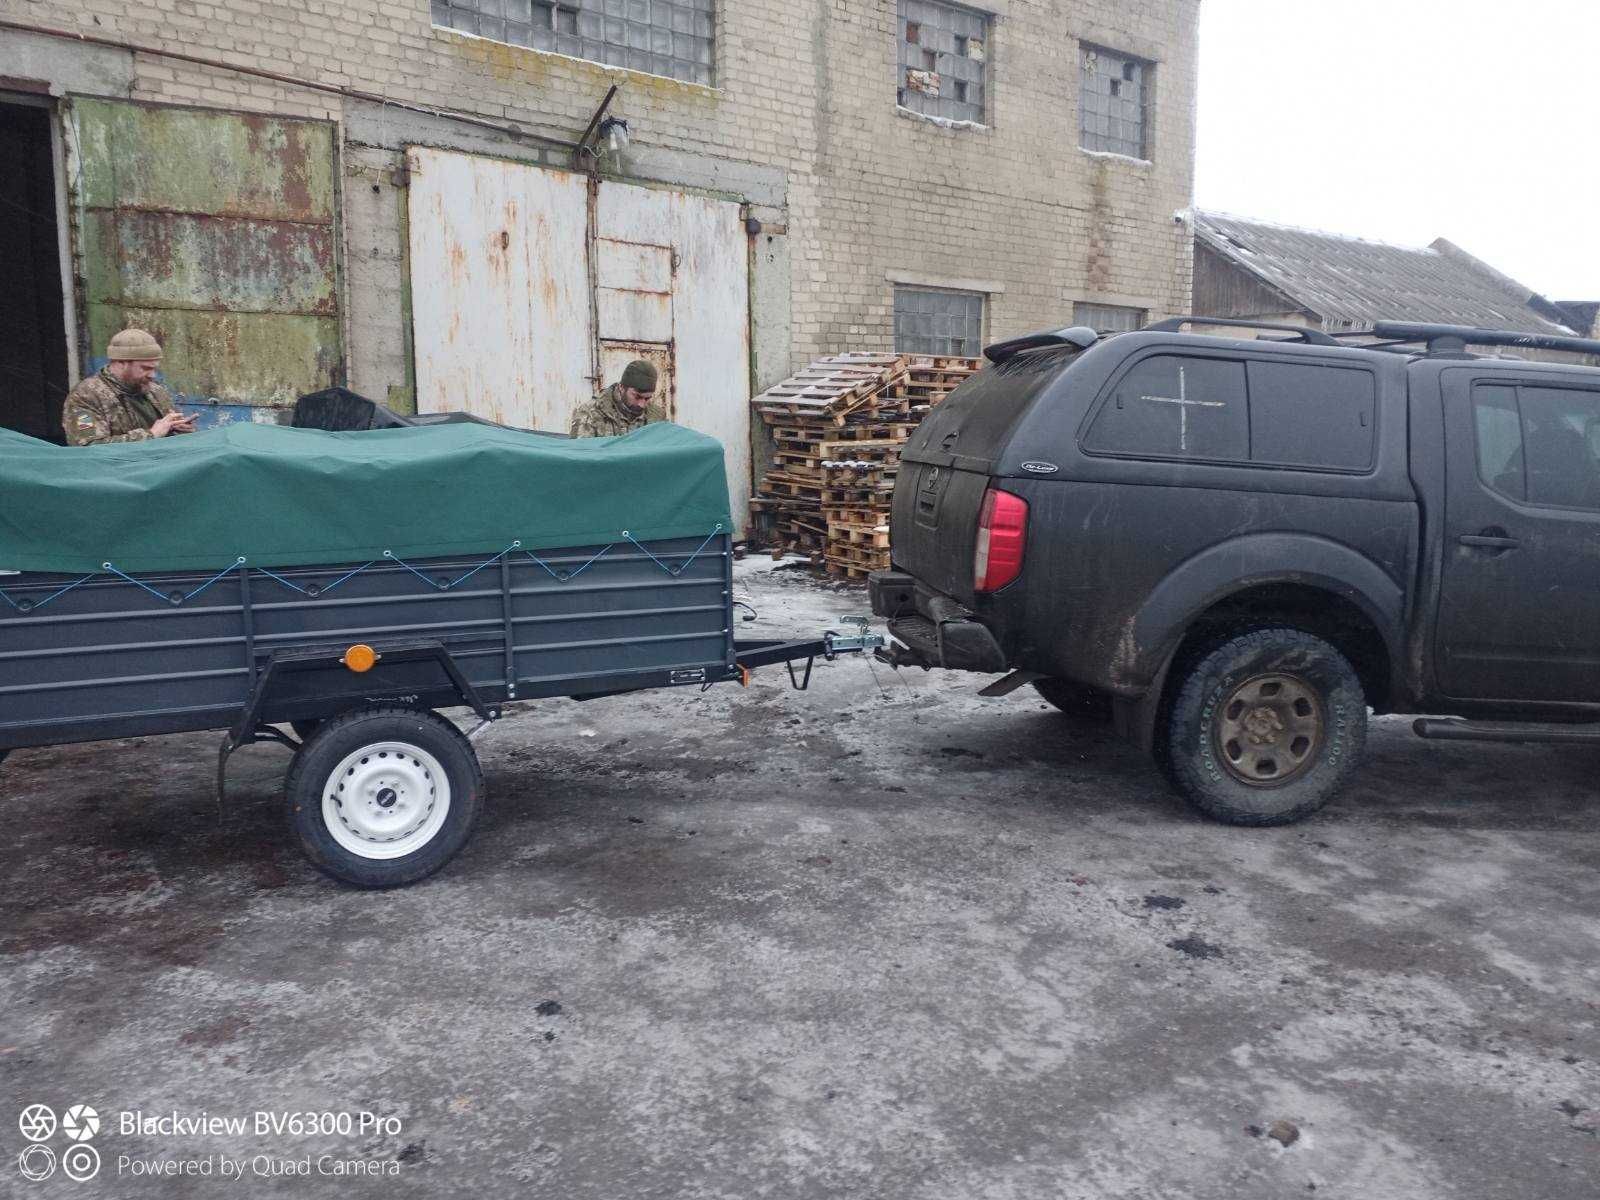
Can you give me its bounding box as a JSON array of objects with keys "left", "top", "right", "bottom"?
[{"left": 870, "top": 318, "right": 1600, "bottom": 826}]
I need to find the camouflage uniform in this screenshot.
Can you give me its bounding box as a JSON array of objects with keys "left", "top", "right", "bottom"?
[
  {"left": 62, "top": 368, "right": 176, "bottom": 446},
  {"left": 568, "top": 383, "right": 666, "bottom": 438}
]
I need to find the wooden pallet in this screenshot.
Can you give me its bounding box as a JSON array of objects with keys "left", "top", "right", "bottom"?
[
  {"left": 823, "top": 559, "right": 878, "bottom": 581},
  {"left": 829, "top": 521, "right": 891, "bottom": 548},
  {"left": 751, "top": 351, "right": 981, "bottom": 567},
  {"left": 823, "top": 504, "right": 890, "bottom": 525},
  {"left": 827, "top": 540, "right": 893, "bottom": 567}
]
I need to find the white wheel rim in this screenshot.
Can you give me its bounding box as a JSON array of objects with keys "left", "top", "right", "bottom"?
[{"left": 321, "top": 741, "right": 452, "bottom": 860}]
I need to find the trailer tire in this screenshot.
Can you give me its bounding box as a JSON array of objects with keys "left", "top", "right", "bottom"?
[
  {"left": 1155, "top": 627, "right": 1366, "bottom": 826},
  {"left": 285, "top": 707, "right": 483, "bottom": 888}
]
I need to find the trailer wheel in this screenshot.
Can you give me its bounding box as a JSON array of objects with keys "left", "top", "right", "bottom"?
[
  {"left": 285, "top": 707, "right": 484, "bottom": 888},
  {"left": 1155, "top": 627, "right": 1366, "bottom": 826}
]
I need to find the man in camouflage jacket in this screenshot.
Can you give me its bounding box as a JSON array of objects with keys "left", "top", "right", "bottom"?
[
  {"left": 568, "top": 359, "right": 666, "bottom": 438},
  {"left": 62, "top": 328, "right": 195, "bottom": 446}
]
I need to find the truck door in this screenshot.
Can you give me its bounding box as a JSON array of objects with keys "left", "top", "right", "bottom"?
[{"left": 1436, "top": 369, "right": 1600, "bottom": 701}]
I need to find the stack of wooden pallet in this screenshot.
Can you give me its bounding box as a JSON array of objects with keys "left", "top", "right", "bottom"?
[{"left": 749, "top": 352, "right": 983, "bottom": 578}]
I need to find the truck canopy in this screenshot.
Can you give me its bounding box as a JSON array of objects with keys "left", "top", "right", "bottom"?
[{"left": 0, "top": 421, "right": 731, "bottom": 574}]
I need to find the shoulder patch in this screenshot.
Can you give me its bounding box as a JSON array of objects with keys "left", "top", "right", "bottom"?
[{"left": 74, "top": 413, "right": 97, "bottom": 430}]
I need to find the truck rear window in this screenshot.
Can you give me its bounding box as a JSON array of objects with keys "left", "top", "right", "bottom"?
[
  {"left": 1246, "top": 361, "right": 1376, "bottom": 470},
  {"left": 1084, "top": 355, "right": 1248, "bottom": 460},
  {"left": 1083, "top": 352, "right": 1376, "bottom": 471}
]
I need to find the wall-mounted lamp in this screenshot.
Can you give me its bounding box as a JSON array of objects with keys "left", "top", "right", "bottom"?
[{"left": 598, "top": 116, "right": 630, "bottom": 155}]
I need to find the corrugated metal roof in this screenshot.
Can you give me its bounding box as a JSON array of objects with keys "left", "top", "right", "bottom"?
[{"left": 1193, "top": 210, "right": 1572, "bottom": 336}]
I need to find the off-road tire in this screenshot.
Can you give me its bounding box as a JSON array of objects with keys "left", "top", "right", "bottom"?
[
  {"left": 1033, "top": 678, "right": 1114, "bottom": 722},
  {"left": 1156, "top": 627, "right": 1366, "bottom": 826},
  {"left": 285, "top": 707, "right": 484, "bottom": 888}
]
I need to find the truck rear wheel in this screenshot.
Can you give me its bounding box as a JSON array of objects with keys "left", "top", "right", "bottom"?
[
  {"left": 285, "top": 707, "right": 484, "bottom": 888},
  {"left": 1156, "top": 627, "right": 1366, "bottom": 826}
]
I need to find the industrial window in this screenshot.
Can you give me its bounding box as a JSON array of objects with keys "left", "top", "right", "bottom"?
[
  {"left": 1074, "top": 302, "right": 1146, "bottom": 333},
  {"left": 897, "top": 0, "right": 988, "bottom": 125},
  {"left": 1080, "top": 45, "right": 1150, "bottom": 159},
  {"left": 432, "top": 0, "right": 715, "bottom": 86},
  {"left": 894, "top": 286, "right": 985, "bottom": 357}
]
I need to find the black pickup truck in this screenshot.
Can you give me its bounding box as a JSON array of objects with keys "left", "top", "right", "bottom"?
[{"left": 870, "top": 319, "right": 1600, "bottom": 825}]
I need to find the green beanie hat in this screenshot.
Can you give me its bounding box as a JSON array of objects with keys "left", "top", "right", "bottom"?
[{"left": 620, "top": 359, "right": 658, "bottom": 393}]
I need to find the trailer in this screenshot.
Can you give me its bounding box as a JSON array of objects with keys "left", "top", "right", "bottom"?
[{"left": 0, "top": 418, "right": 878, "bottom": 887}]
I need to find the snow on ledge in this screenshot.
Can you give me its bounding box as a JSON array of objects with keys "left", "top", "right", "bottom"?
[
  {"left": 1081, "top": 148, "right": 1153, "bottom": 167},
  {"left": 894, "top": 105, "right": 990, "bottom": 133}
]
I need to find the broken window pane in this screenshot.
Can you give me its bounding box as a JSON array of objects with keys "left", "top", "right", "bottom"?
[
  {"left": 433, "top": 0, "right": 714, "bottom": 84},
  {"left": 897, "top": 0, "right": 987, "bottom": 124},
  {"left": 1080, "top": 44, "right": 1150, "bottom": 159}
]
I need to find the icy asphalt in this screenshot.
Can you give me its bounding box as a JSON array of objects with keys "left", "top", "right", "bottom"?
[{"left": 2, "top": 556, "right": 1596, "bottom": 1199}]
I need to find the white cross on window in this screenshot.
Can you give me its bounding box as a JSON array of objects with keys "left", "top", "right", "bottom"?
[{"left": 1141, "top": 365, "right": 1226, "bottom": 452}]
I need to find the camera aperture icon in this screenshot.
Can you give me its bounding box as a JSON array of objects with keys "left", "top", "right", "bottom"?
[
  {"left": 61, "top": 1105, "right": 100, "bottom": 1142},
  {"left": 17, "top": 1104, "right": 56, "bottom": 1143},
  {"left": 17, "top": 1144, "right": 56, "bottom": 1182}
]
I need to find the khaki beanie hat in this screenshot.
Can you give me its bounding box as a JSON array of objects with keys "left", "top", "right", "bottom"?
[
  {"left": 620, "top": 359, "right": 658, "bottom": 393},
  {"left": 107, "top": 328, "right": 163, "bottom": 361}
]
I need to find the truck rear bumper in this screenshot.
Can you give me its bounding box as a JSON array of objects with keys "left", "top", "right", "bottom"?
[{"left": 868, "top": 570, "right": 1007, "bottom": 673}]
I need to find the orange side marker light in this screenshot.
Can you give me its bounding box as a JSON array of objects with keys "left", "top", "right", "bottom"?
[{"left": 342, "top": 643, "right": 379, "bottom": 673}]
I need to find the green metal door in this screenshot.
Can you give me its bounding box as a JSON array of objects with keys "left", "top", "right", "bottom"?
[{"left": 67, "top": 98, "right": 341, "bottom": 408}]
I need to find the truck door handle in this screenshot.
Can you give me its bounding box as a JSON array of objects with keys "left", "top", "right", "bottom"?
[{"left": 1458, "top": 533, "right": 1519, "bottom": 549}]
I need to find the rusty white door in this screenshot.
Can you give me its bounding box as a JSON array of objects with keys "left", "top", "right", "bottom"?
[
  {"left": 594, "top": 236, "right": 676, "bottom": 418},
  {"left": 406, "top": 147, "right": 591, "bottom": 429},
  {"left": 597, "top": 182, "right": 750, "bottom": 530}
]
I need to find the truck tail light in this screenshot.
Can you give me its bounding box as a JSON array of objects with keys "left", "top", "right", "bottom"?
[{"left": 974, "top": 487, "right": 1028, "bottom": 592}]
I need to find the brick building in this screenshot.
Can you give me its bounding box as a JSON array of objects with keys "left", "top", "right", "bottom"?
[{"left": 0, "top": 1, "right": 1199, "bottom": 512}]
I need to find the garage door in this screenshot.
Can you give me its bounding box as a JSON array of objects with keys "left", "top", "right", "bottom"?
[
  {"left": 67, "top": 98, "right": 342, "bottom": 406},
  {"left": 406, "top": 148, "right": 750, "bottom": 533}
]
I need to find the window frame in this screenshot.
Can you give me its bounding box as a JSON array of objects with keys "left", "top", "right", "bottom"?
[
  {"left": 1468, "top": 378, "right": 1600, "bottom": 513},
  {"left": 1073, "top": 302, "right": 1147, "bottom": 334},
  {"left": 892, "top": 283, "right": 987, "bottom": 358},
  {"left": 896, "top": 0, "right": 991, "bottom": 127},
  {"left": 431, "top": 0, "right": 716, "bottom": 88},
  {"left": 1078, "top": 347, "right": 1381, "bottom": 475},
  {"left": 1078, "top": 43, "right": 1152, "bottom": 160}
]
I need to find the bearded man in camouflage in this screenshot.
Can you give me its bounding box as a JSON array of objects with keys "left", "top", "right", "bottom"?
[
  {"left": 62, "top": 328, "right": 195, "bottom": 446},
  {"left": 568, "top": 359, "right": 665, "bottom": 438}
]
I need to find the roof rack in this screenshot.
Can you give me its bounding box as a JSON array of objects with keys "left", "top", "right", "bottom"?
[
  {"left": 983, "top": 326, "right": 1098, "bottom": 364},
  {"left": 1368, "top": 321, "right": 1600, "bottom": 359},
  {"left": 1145, "top": 316, "right": 1342, "bottom": 346}
]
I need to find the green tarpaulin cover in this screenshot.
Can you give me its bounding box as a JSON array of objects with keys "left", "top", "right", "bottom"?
[{"left": 0, "top": 421, "right": 730, "bottom": 574}]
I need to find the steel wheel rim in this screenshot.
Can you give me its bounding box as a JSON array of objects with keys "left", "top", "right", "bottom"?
[
  {"left": 322, "top": 741, "right": 451, "bottom": 860},
  {"left": 1214, "top": 672, "right": 1324, "bottom": 787}
]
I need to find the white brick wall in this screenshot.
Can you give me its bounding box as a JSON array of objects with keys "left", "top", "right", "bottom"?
[{"left": 10, "top": 0, "right": 1198, "bottom": 392}]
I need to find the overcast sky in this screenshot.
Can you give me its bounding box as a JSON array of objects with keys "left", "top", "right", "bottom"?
[{"left": 1195, "top": 0, "right": 1600, "bottom": 301}]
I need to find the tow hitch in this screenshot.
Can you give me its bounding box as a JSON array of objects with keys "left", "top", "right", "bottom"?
[{"left": 734, "top": 617, "right": 886, "bottom": 691}]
